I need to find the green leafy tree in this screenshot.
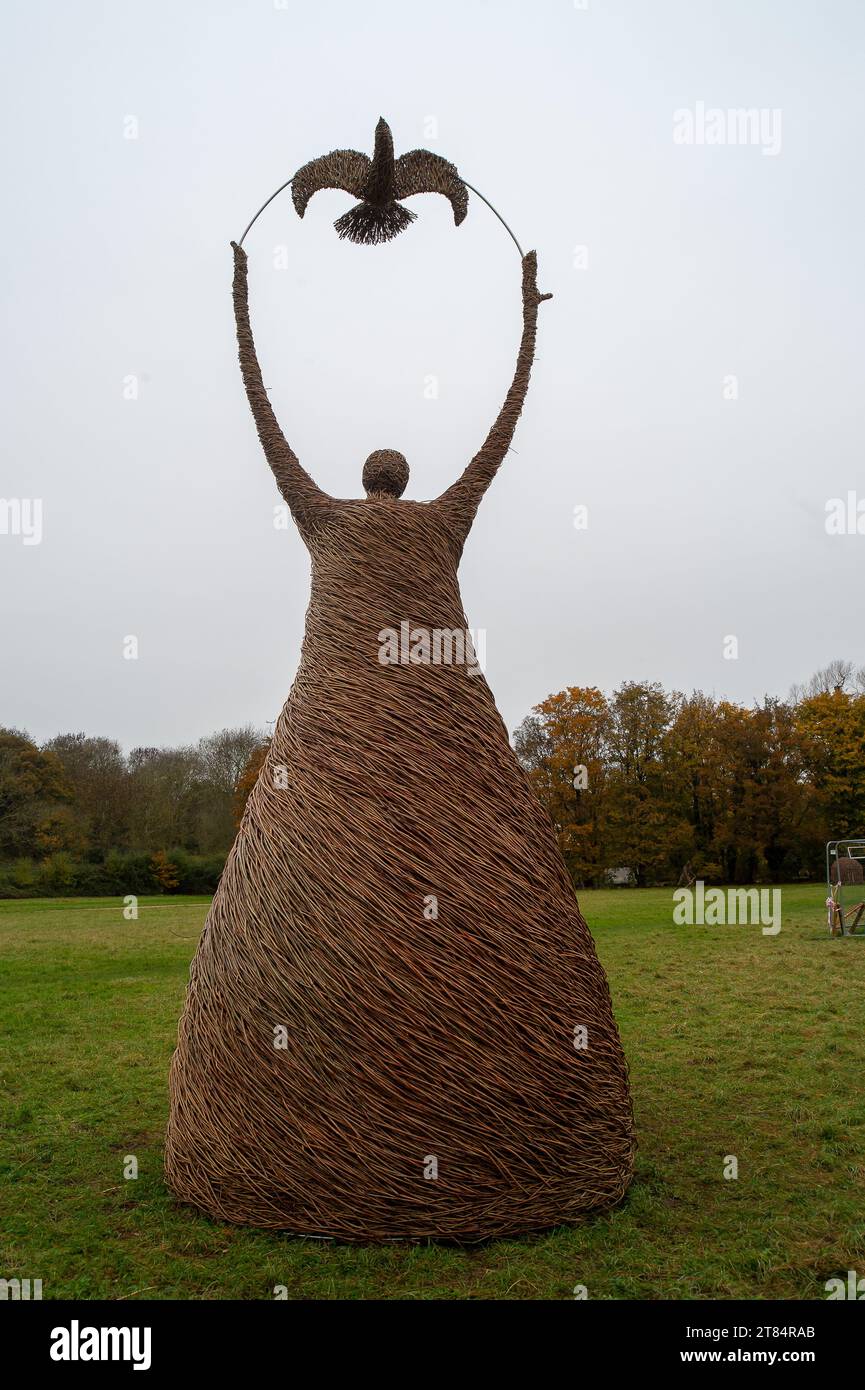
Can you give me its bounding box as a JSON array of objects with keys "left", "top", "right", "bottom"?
[
  {"left": 43, "top": 733, "right": 130, "bottom": 855},
  {"left": 605, "top": 682, "right": 684, "bottom": 886},
  {"left": 0, "top": 728, "right": 75, "bottom": 859}
]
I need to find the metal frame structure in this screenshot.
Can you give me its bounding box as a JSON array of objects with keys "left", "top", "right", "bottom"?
[
  {"left": 238, "top": 176, "right": 523, "bottom": 255},
  {"left": 825, "top": 838, "right": 865, "bottom": 935}
]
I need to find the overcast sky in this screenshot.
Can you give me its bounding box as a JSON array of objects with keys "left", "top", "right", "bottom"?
[{"left": 1, "top": 0, "right": 863, "bottom": 750}]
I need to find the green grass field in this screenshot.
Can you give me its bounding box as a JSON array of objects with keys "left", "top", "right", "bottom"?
[{"left": 1, "top": 886, "right": 863, "bottom": 1300}]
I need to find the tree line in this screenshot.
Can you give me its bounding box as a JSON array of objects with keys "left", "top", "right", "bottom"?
[
  {"left": 2, "top": 660, "right": 863, "bottom": 897},
  {"left": 0, "top": 726, "right": 267, "bottom": 897},
  {"left": 514, "top": 661, "right": 865, "bottom": 887}
]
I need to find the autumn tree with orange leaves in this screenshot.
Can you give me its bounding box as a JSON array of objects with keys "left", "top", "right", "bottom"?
[{"left": 515, "top": 669, "right": 865, "bottom": 886}]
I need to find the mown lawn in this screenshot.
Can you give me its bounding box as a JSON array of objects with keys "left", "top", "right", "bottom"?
[{"left": 0, "top": 885, "right": 863, "bottom": 1300}]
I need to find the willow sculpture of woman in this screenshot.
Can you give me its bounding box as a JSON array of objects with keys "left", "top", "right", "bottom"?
[{"left": 165, "top": 135, "right": 634, "bottom": 1241}]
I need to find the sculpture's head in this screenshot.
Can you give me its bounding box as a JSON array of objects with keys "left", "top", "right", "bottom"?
[{"left": 363, "top": 449, "right": 409, "bottom": 499}]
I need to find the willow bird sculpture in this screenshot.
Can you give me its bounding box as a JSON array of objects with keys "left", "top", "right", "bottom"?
[
  {"left": 292, "top": 116, "right": 467, "bottom": 244},
  {"left": 165, "top": 128, "right": 635, "bottom": 1241}
]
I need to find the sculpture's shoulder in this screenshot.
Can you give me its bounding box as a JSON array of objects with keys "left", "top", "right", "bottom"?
[
  {"left": 326, "top": 496, "right": 449, "bottom": 534},
  {"left": 311, "top": 496, "right": 460, "bottom": 564}
]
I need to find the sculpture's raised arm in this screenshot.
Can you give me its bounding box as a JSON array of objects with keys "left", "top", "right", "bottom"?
[
  {"left": 434, "top": 250, "right": 551, "bottom": 544},
  {"left": 231, "top": 241, "right": 331, "bottom": 535}
]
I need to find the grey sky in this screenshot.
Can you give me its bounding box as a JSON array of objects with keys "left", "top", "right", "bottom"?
[{"left": 2, "top": 0, "right": 863, "bottom": 750}]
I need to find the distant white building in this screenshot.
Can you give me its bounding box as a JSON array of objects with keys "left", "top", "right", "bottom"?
[{"left": 605, "top": 866, "right": 636, "bottom": 887}]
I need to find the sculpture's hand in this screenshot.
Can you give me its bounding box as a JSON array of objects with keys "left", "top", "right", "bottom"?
[{"left": 522, "top": 250, "right": 553, "bottom": 307}]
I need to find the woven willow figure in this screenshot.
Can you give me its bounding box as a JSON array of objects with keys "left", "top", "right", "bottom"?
[{"left": 164, "top": 233, "right": 635, "bottom": 1241}]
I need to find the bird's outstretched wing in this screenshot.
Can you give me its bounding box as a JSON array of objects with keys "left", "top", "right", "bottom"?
[
  {"left": 393, "top": 150, "right": 468, "bottom": 225},
  {"left": 291, "top": 150, "right": 371, "bottom": 218}
]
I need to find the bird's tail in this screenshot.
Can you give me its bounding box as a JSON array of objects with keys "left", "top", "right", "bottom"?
[{"left": 334, "top": 200, "right": 417, "bottom": 246}]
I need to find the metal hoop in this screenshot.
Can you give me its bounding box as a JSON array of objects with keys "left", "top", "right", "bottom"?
[{"left": 236, "top": 175, "right": 524, "bottom": 256}]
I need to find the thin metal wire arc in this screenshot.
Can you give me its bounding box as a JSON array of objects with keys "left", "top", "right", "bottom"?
[
  {"left": 236, "top": 175, "right": 523, "bottom": 256},
  {"left": 458, "top": 180, "right": 523, "bottom": 256},
  {"left": 238, "top": 173, "right": 298, "bottom": 248}
]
